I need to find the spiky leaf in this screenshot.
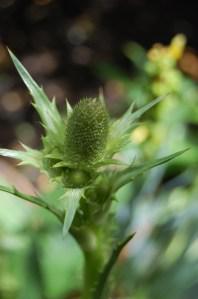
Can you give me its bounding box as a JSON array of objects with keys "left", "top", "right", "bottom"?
[
  {"left": 112, "top": 149, "right": 188, "bottom": 191},
  {"left": 106, "top": 95, "right": 166, "bottom": 157},
  {"left": 8, "top": 49, "right": 65, "bottom": 146},
  {"left": 0, "top": 145, "right": 43, "bottom": 168}
]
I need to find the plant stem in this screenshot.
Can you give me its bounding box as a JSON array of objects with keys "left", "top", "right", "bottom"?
[
  {"left": 75, "top": 227, "right": 107, "bottom": 299},
  {"left": 0, "top": 184, "right": 64, "bottom": 222},
  {"left": 80, "top": 232, "right": 135, "bottom": 299},
  {"left": 82, "top": 248, "right": 104, "bottom": 299}
]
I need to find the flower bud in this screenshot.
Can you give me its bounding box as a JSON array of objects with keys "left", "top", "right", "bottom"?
[{"left": 65, "top": 98, "right": 109, "bottom": 166}]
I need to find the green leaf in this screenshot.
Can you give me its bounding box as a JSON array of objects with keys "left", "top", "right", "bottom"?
[
  {"left": 8, "top": 49, "right": 65, "bottom": 145},
  {"left": 61, "top": 189, "right": 84, "bottom": 236},
  {"left": 0, "top": 145, "right": 43, "bottom": 168},
  {"left": 106, "top": 95, "right": 166, "bottom": 157},
  {"left": 92, "top": 233, "right": 135, "bottom": 299},
  {"left": 112, "top": 149, "right": 189, "bottom": 191}
]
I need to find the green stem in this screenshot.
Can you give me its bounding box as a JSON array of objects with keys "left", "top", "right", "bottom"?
[
  {"left": 75, "top": 227, "right": 106, "bottom": 299},
  {"left": 82, "top": 248, "right": 104, "bottom": 299},
  {"left": 0, "top": 184, "right": 64, "bottom": 222}
]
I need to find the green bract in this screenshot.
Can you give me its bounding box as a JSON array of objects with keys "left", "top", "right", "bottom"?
[{"left": 0, "top": 50, "right": 187, "bottom": 237}]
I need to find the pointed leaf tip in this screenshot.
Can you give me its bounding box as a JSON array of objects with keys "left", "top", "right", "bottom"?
[
  {"left": 8, "top": 49, "right": 65, "bottom": 145},
  {"left": 130, "top": 94, "right": 167, "bottom": 123},
  {"left": 66, "top": 99, "right": 73, "bottom": 116},
  {"left": 113, "top": 148, "right": 189, "bottom": 191}
]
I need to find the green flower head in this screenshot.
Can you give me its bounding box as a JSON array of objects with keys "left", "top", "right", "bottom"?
[{"left": 65, "top": 98, "right": 109, "bottom": 165}]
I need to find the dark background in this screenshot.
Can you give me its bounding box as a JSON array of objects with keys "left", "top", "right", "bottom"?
[{"left": 0, "top": 0, "right": 198, "bottom": 148}]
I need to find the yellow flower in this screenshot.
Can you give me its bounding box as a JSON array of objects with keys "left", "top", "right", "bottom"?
[
  {"left": 147, "top": 34, "right": 186, "bottom": 64},
  {"left": 168, "top": 34, "right": 186, "bottom": 61}
]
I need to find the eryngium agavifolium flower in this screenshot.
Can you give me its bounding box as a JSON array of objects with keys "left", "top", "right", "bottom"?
[
  {"left": 62, "top": 98, "right": 109, "bottom": 188},
  {"left": 0, "top": 50, "right": 187, "bottom": 236},
  {"left": 65, "top": 98, "right": 109, "bottom": 165}
]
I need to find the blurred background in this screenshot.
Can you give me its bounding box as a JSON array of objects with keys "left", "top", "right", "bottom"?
[{"left": 0, "top": 1, "right": 198, "bottom": 298}]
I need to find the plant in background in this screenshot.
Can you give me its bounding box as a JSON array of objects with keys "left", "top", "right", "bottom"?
[
  {"left": 0, "top": 50, "right": 186, "bottom": 299},
  {"left": 96, "top": 34, "right": 198, "bottom": 299}
]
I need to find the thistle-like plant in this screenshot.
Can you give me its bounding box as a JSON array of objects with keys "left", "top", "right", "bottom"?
[{"left": 0, "top": 50, "right": 187, "bottom": 299}]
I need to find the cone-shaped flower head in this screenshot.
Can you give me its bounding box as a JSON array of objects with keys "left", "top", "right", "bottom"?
[{"left": 65, "top": 98, "right": 109, "bottom": 166}]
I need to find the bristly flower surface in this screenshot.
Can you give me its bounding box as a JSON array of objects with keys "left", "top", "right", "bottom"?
[
  {"left": 65, "top": 98, "right": 109, "bottom": 165},
  {"left": 0, "top": 50, "right": 187, "bottom": 235}
]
